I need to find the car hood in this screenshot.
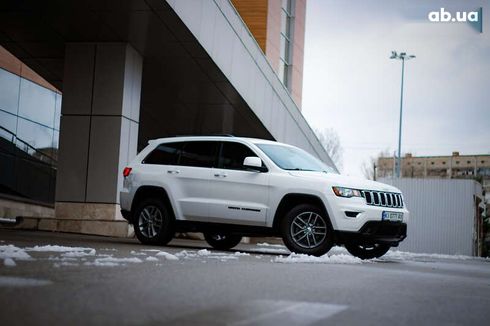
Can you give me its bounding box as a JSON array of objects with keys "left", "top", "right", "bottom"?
[{"left": 287, "top": 171, "right": 401, "bottom": 193}]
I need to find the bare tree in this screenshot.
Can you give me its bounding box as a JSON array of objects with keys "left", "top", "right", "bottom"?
[
  {"left": 362, "top": 149, "right": 391, "bottom": 180},
  {"left": 314, "top": 128, "right": 343, "bottom": 170}
]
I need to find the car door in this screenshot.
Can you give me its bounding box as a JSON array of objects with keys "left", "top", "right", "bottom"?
[
  {"left": 169, "top": 141, "right": 219, "bottom": 221},
  {"left": 208, "top": 141, "right": 270, "bottom": 226}
]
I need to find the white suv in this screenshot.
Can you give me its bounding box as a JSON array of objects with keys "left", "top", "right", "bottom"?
[{"left": 120, "top": 136, "right": 409, "bottom": 259}]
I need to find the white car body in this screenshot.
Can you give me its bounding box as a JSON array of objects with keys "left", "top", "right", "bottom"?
[{"left": 120, "top": 136, "right": 409, "bottom": 244}]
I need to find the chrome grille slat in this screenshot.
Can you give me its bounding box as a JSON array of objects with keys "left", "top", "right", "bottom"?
[{"left": 361, "top": 190, "right": 403, "bottom": 208}]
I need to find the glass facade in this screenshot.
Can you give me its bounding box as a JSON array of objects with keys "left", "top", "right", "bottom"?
[
  {"left": 0, "top": 67, "right": 60, "bottom": 205},
  {"left": 279, "top": 0, "right": 294, "bottom": 89}
]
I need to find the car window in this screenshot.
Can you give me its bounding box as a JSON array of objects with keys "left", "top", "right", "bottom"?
[
  {"left": 143, "top": 142, "right": 183, "bottom": 165},
  {"left": 180, "top": 141, "right": 219, "bottom": 168},
  {"left": 219, "top": 142, "right": 258, "bottom": 170}
]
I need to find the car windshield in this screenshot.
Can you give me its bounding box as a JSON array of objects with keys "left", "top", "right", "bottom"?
[{"left": 256, "top": 143, "right": 336, "bottom": 173}]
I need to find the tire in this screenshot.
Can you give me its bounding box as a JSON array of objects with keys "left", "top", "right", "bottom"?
[
  {"left": 204, "top": 233, "right": 242, "bottom": 250},
  {"left": 133, "top": 197, "right": 175, "bottom": 245},
  {"left": 344, "top": 242, "right": 390, "bottom": 260},
  {"left": 280, "top": 204, "right": 334, "bottom": 257}
]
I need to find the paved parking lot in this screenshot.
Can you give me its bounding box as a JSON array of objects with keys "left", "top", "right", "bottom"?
[{"left": 1, "top": 229, "right": 489, "bottom": 325}]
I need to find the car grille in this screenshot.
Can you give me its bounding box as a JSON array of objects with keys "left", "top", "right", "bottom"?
[{"left": 360, "top": 190, "right": 404, "bottom": 208}]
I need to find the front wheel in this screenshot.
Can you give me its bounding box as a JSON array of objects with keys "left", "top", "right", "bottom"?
[
  {"left": 280, "top": 204, "right": 334, "bottom": 257},
  {"left": 344, "top": 242, "right": 390, "bottom": 259},
  {"left": 204, "top": 233, "right": 242, "bottom": 250}
]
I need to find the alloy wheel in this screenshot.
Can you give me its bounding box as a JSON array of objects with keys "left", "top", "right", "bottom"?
[
  {"left": 138, "top": 205, "right": 163, "bottom": 238},
  {"left": 290, "top": 211, "right": 327, "bottom": 249}
]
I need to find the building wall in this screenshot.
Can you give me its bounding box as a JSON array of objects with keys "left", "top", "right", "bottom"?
[
  {"left": 0, "top": 45, "right": 61, "bottom": 205},
  {"left": 231, "top": 0, "right": 306, "bottom": 109},
  {"left": 380, "top": 178, "right": 482, "bottom": 256}
]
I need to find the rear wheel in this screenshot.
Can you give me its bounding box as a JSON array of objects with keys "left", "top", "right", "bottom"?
[
  {"left": 280, "top": 204, "right": 334, "bottom": 257},
  {"left": 133, "top": 198, "right": 175, "bottom": 245},
  {"left": 344, "top": 242, "right": 390, "bottom": 259},
  {"left": 204, "top": 233, "right": 242, "bottom": 250}
]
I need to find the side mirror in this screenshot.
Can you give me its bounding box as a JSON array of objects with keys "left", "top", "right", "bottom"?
[{"left": 243, "top": 156, "right": 266, "bottom": 172}]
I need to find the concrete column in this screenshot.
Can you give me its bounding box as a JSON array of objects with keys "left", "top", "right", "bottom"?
[{"left": 54, "top": 43, "right": 142, "bottom": 236}]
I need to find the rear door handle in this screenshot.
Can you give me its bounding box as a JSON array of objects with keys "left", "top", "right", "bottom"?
[
  {"left": 214, "top": 172, "right": 227, "bottom": 178},
  {"left": 167, "top": 169, "right": 180, "bottom": 174}
]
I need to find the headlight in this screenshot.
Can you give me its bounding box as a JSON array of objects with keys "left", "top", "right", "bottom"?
[{"left": 332, "top": 186, "right": 361, "bottom": 198}]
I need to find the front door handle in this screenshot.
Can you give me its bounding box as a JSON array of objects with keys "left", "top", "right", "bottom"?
[
  {"left": 214, "top": 172, "right": 227, "bottom": 178},
  {"left": 167, "top": 169, "right": 180, "bottom": 174}
]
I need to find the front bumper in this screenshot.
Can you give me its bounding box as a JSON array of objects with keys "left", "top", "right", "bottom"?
[
  {"left": 335, "top": 221, "right": 407, "bottom": 246},
  {"left": 325, "top": 194, "right": 409, "bottom": 232}
]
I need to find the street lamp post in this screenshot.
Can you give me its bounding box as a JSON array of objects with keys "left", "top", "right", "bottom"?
[{"left": 390, "top": 51, "right": 415, "bottom": 178}]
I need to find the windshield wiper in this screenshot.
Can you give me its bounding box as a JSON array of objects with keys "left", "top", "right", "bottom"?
[{"left": 285, "top": 168, "right": 316, "bottom": 171}]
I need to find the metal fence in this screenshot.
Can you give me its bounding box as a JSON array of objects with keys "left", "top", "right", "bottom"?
[{"left": 379, "top": 178, "right": 482, "bottom": 256}]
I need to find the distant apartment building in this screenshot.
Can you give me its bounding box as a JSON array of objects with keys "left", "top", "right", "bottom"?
[{"left": 377, "top": 152, "right": 490, "bottom": 197}]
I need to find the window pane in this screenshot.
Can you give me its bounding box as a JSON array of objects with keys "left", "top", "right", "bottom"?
[
  {"left": 54, "top": 93, "right": 62, "bottom": 131},
  {"left": 144, "top": 142, "right": 183, "bottom": 165},
  {"left": 278, "top": 61, "right": 286, "bottom": 85},
  {"left": 180, "top": 141, "right": 218, "bottom": 168},
  {"left": 280, "top": 34, "right": 290, "bottom": 63},
  {"left": 16, "top": 118, "right": 55, "bottom": 164},
  {"left": 0, "top": 68, "right": 20, "bottom": 115},
  {"left": 18, "top": 78, "right": 56, "bottom": 128},
  {"left": 220, "top": 142, "right": 257, "bottom": 170},
  {"left": 0, "top": 111, "right": 17, "bottom": 155}
]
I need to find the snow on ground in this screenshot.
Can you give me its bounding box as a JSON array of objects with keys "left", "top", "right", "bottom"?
[
  {"left": 27, "top": 245, "right": 95, "bottom": 252},
  {"left": 84, "top": 256, "right": 143, "bottom": 267},
  {"left": 3, "top": 258, "right": 16, "bottom": 267},
  {"left": 156, "top": 251, "right": 180, "bottom": 260},
  {"left": 1, "top": 240, "right": 484, "bottom": 269},
  {"left": 130, "top": 250, "right": 147, "bottom": 256},
  {"left": 0, "top": 245, "right": 33, "bottom": 260},
  {"left": 176, "top": 249, "right": 239, "bottom": 261},
  {"left": 274, "top": 253, "right": 363, "bottom": 264}
]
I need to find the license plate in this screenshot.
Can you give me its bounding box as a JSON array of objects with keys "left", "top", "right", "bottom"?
[{"left": 382, "top": 211, "right": 403, "bottom": 222}]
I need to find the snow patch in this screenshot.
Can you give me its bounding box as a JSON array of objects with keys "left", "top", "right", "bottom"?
[
  {"left": 155, "top": 251, "right": 179, "bottom": 261},
  {"left": 234, "top": 252, "right": 250, "bottom": 256},
  {"left": 27, "top": 245, "right": 95, "bottom": 253},
  {"left": 145, "top": 256, "right": 159, "bottom": 262},
  {"left": 0, "top": 245, "right": 32, "bottom": 260},
  {"left": 61, "top": 249, "right": 96, "bottom": 258},
  {"left": 176, "top": 249, "right": 239, "bottom": 261},
  {"left": 84, "top": 256, "right": 143, "bottom": 267},
  {"left": 197, "top": 249, "right": 211, "bottom": 256},
  {"left": 3, "top": 258, "right": 16, "bottom": 267},
  {"left": 274, "top": 253, "right": 363, "bottom": 264},
  {"left": 130, "top": 250, "right": 146, "bottom": 256}
]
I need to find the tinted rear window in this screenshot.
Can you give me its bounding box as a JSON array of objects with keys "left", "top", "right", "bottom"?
[
  {"left": 180, "top": 141, "right": 219, "bottom": 168},
  {"left": 143, "top": 142, "right": 182, "bottom": 165}
]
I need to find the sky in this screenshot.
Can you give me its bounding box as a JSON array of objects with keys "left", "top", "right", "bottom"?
[{"left": 302, "top": 0, "right": 490, "bottom": 177}]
